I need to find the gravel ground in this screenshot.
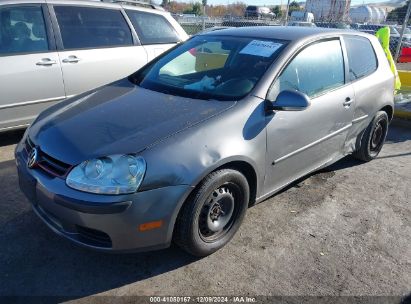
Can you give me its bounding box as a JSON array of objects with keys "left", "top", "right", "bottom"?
[{"left": 0, "top": 124, "right": 410, "bottom": 301}]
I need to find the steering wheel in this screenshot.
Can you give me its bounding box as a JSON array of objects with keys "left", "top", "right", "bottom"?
[{"left": 215, "top": 78, "right": 255, "bottom": 96}]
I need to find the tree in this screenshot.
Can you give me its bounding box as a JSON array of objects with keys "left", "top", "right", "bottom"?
[
  {"left": 387, "top": 0, "right": 410, "bottom": 24},
  {"left": 202, "top": 0, "right": 207, "bottom": 16},
  {"left": 273, "top": 5, "right": 282, "bottom": 18},
  {"left": 161, "top": 0, "right": 169, "bottom": 8},
  {"left": 192, "top": 2, "right": 202, "bottom": 15},
  {"left": 183, "top": 2, "right": 203, "bottom": 15},
  {"left": 168, "top": 1, "right": 246, "bottom": 17},
  {"left": 288, "top": 1, "right": 302, "bottom": 16}
]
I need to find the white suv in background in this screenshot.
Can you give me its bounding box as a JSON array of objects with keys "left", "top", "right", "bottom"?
[{"left": 0, "top": 0, "right": 188, "bottom": 131}]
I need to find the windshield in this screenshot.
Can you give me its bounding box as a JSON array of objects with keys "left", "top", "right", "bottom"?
[{"left": 129, "top": 35, "right": 288, "bottom": 101}]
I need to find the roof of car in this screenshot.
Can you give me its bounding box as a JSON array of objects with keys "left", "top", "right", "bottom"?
[
  {"left": 200, "top": 26, "right": 361, "bottom": 41},
  {"left": 2, "top": 0, "right": 166, "bottom": 14}
]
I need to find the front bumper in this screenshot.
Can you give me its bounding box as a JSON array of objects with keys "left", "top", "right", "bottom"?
[{"left": 15, "top": 142, "right": 192, "bottom": 252}]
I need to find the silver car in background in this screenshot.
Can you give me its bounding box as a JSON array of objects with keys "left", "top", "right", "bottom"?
[
  {"left": 0, "top": 0, "right": 188, "bottom": 132},
  {"left": 287, "top": 21, "right": 317, "bottom": 27}
]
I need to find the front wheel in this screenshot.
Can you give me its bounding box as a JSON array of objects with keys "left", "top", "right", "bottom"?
[
  {"left": 174, "top": 169, "right": 249, "bottom": 257},
  {"left": 353, "top": 111, "right": 389, "bottom": 162}
]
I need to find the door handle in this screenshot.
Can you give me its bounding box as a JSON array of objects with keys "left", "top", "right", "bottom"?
[
  {"left": 62, "top": 56, "right": 81, "bottom": 63},
  {"left": 343, "top": 97, "right": 353, "bottom": 107},
  {"left": 36, "top": 58, "right": 57, "bottom": 66}
]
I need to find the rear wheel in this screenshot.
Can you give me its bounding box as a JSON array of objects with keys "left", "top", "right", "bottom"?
[
  {"left": 174, "top": 169, "right": 249, "bottom": 257},
  {"left": 353, "top": 111, "right": 389, "bottom": 162}
]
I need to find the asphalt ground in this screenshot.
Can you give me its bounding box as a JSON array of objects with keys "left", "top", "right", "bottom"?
[{"left": 0, "top": 124, "right": 410, "bottom": 302}]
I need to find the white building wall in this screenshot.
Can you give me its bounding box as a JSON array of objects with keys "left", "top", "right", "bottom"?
[{"left": 305, "top": 0, "right": 351, "bottom": 22}]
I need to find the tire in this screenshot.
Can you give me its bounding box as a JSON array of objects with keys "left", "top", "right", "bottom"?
[
  {"left": 174, "top": 169, "right": 249, "bottom": 257},
  {"left": 353, "top": 111, "right": 389, "bottom": 162}
]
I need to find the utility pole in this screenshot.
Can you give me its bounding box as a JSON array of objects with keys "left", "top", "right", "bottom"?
[
  {"left": 284, "top": 0, "right": 290, "bottom": 25},
  {"left": 202, "top": 0, "right": 207, "bottom": 30},
  {"left": 395, "top": 0, "right": 411, "bottom": 62}
]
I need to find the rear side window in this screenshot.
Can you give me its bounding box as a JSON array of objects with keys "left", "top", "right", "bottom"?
[
  {"left": 126, "top": 10, "right": 180, "bottom": 45},
  {"left": 54, "top": 6, "right": 133, "bottom": 49},
  {"left": 0, "top": 5, "right": 48, "bottom": 55},
  {"left": 344, "top": 36, "right": 377, "bottom": 81},
  {"left": 268, "top": 39, "right": 345, "bottom": 100}
]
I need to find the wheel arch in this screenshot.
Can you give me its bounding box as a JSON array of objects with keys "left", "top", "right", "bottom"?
[
  {"left": 169, "top": 158, "right": 259, "bottom": 248},
  {"left": 380, "top": 104, "right": 393, "bottom": 121},
  {"left": 186, "top": 158, "right": 259, "bottom": 207},
  {"left": 170, "top": 158, "right": 259, "bottom": 239},
  {"left": 218, "top": 160, "right": 258, "bottom": 207}
]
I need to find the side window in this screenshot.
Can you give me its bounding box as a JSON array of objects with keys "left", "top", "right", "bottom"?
[
  {"left": 344, "top": 36, "right": 377, "bottom": 81},
  {"left": 54, "top": 6, "right": 133, "bottom": 49},
  {"left": 268, "top": 39, "right": 345, "bottom": 101},
  {"left": 0, "top": 6, "right": 49, "bottom": 55},
  {"left": 126, "top": 10, "right": 180, "bottom": 45}
]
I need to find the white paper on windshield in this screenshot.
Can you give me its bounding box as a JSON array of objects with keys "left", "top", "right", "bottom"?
[{"left": 239, "top": 40, "right": 283, "bottom": 57}]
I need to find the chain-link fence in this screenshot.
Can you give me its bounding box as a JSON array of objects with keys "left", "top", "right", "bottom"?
[
  {"left": 174, "top": 1, "right": 411, "bottom": 69},
  {"left": 176, "top": 15, "right": 281, "bottom": 36}
]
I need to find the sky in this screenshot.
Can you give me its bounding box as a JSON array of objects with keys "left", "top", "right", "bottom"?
[{"left": 184, "top": 0, "right": 402, "bottom": 7}]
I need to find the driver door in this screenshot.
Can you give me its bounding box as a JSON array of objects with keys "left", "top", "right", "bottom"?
[{"left": 264, "top": 38, "right": 355, "bottom": 194}]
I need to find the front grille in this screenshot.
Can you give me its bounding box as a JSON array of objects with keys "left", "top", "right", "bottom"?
[
  {"left": 76, "top": 225, "right": 112, "bottom": 248},
  {"left": 36, "top": 203, "right": 113, "bottom": 249},
  {"left": 25, "top": 137, "right": 72, "bottom": 178}
]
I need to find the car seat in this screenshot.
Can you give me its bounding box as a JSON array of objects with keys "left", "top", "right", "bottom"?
[{"left": 10, "top": 22, "right": 32, "bottom": 53}]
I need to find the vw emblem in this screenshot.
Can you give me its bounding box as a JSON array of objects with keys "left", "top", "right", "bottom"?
[{"left": 27, "top": 147, "right": 39, "bottom": 169}]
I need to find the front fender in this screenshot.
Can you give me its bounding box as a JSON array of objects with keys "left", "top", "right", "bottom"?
[{"left": 139, "top": 96, "right": 268, "bottom": 199}]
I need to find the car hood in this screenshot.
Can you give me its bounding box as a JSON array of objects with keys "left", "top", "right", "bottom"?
[{"left": 29, "top": 79, "right": 236, "bottom": 165}]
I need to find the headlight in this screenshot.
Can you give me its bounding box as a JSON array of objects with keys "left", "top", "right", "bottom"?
[{"left": 66, "top": 155, "right": 146, "bottom": 194}]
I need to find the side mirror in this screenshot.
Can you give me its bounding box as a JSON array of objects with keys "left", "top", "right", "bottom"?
[{"left": 269, "top": 90, "right": 310, "bottom": 111}]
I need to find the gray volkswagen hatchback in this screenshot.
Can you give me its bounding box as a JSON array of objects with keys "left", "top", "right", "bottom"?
[{"left": 16, "top": 27, "right": 394, "bottom": 256}]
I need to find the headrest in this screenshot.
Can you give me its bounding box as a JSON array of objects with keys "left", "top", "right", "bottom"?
[{"left": 12, "top": 22, "right": 31, "bottom": 38}]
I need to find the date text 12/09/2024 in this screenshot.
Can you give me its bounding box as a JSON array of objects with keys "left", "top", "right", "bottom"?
[{"left": 149, "top": 297, "right": 257, "bottom": 303}]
